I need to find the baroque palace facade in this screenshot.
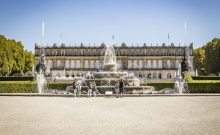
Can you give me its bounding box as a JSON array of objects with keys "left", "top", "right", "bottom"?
[{"left": 34, "top": 42, "right": 193, "bottom": 79}]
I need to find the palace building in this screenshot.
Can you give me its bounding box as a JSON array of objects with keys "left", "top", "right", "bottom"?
[{"left": 34, "top": 42, "right": 193, "bottom": 79}]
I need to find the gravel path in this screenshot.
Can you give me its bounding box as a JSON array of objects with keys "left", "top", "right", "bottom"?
[{"left": 0, "top": 96, "right": 220, "bottom": 135}]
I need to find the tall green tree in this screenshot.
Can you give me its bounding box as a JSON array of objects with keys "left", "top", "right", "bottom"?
[
  {"left": 0, "top": 35, "right": 34, "bottom": 76},
  {"left": 193, "top": 47, "right": 205, "bottom": 75},
  {"left": 24, "top": 50, "right": 34, "bottom": 74},
  {"left": 204, "top": 38, "right": 220, "bottom": 75}
]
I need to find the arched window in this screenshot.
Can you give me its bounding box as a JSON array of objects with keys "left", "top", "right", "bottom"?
[
  {"left": 65, "top": 60, "right": 70, "bottom": 69},
  {"left": 57, "top": 50, "right": 61, "bottom": 56},
  {"left": 71, "top": 60, "right": 75, "bottom": 69},
  {"left": 153, "top": 73, "right": 156, "bottom": 79},
  {"left": 90, "top": 60, "right": 94, "bottom": 69},
  {"left": 167, "top": 73, "right": 172, "bottom": 79},
  {"left": 57, "top": 60, "right": 61, "bottom": 69},
  {"left": 158, "top": 60, "right": 162, "bottom": 69},
  {"left": 128, "top": 60, "right": 132, "bottom": 69},
  {"left": 175, "top": 60, "right": 179, "bottom": 68},
  {"left": 139, "top": 60, "right": 143, "bottom": 69},
  {"left": 76, "top": 60, "right": 80, "bottom": 69},
  {"left": 147, "top": 60, "right": 151, "bottom": 68},
  {"left": 96, "top": 60, "right": 100, "bottom": 69},
  {"left": 148, "top": 73, "right": 151, "bottom": 79},
  {"left": 56, "top": 73, "right": 61, "bottom": 77},
  {"left": 158, "top": 73, "right": 162, "bottom": 79},
  {"left": 167, "top": 60, "right": 171, "bottom": 69},
  {"left": 48, "top": 60, "right": 53, "bottom": 68},
  {"left": 84, "top": 60, "right": 89, "bottom": 69},
  {"left": 133, "top": 60, "right": 137, "bottom": 69},
  {"left": 153, "top": 60, "right": 157, "bottom": 69}
]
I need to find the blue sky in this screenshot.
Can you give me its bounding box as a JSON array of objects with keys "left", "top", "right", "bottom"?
[{"left": 0, "top": 0, "right": 220, "bottom": 51}]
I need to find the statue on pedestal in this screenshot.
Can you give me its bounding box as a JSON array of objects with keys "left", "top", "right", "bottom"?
[{"left": 36, "top": 51, "right": 46, "bottom": 74}]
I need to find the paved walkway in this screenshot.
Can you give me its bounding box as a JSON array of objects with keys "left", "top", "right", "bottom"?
[{"left": 0, "top": 96, "right": 220, "bottom": 135}]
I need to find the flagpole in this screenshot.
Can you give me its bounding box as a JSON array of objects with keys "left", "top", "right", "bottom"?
[
  {"left": 184, "top": 22, "right": 187, "bottom": 46},
  {"left": 41, "top": 21, "right": 44, "bottom": 47}
]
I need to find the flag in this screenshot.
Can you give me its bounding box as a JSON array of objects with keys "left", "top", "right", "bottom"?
[
  {"left": 112, "top": 35, "right": 114, "bottom": 40},
  {"left": 168, "top": 33, "right": 170, "bottom": 40}
]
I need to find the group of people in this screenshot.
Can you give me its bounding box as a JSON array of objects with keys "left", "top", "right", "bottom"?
[
  {"left": 71, "top": 79, "right": 125, "bottom": 98},
  {"left": 87, "top": 81, "right": 98, "bottom": 97},
  {"left": 72, "top": 80, "right": 98, "bottom": 98}
]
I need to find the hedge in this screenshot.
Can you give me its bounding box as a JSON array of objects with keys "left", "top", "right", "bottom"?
[
  {"left": 0, "top": 77, "right": 34, "bottom": 81},
  {"left": 188, "top": 82, "right": 220, "bottom": 93},
  {"left": 46, "top": 83, "right": 176, "bottom": 91},
  {"left": 145, "top": 82, "right": 220, "bottom": 93},
  {"left": 0, "top": 81, "right": 37, "bottom": 93},
  {"left": 0, "top": 81, "right": 220, "bottom": 93},
  {"left": 192, "top": 76, "right": 220, "bottom": 80},
  {"left": 47, "top": 83, "right": 70, "bottom": 90},
  {"left": 147, "top": 83, "right": 174, "bottom": 91}
]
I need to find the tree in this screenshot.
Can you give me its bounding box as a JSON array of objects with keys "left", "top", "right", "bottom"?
[
  {"left": 24, "top": 50, "right": 34, "bottom": 74},
  {"left": 204, "top": 38, "right": 220, "bottom": 75},
  {"left": 0, "top": 35, "right": 34, "bottom": 76},
  {"left": 193, "top": 47, "right": 205, "bottom": 75}
]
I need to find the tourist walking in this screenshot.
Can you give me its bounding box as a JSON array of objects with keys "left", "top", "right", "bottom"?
[
  {"left": 115, "top": 80, "right": 119, "bottom": 98},
  {"left": 119, "top": 79, "right": 124, "bottom": 97},
  {"left": 72, "top": 82, "right": 77, "bottom": 97},
  {"left": 87, "top": 81, "right": 93, "bottom": 98},
  {"left": 76, "top": 82, "right": 81, "bottom": 97}
]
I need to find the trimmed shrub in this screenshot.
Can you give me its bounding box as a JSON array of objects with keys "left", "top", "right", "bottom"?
[
  {"left": 47, "top": 83, "right": 70, "bottom": 90},
  {"left": 192, "top": 76, "right": 220, "bottom": 80},
  {"left": 183, "top": 71, "right": 193, "bottom": 82},
  {"left": 48, "top": 83, "right": 176, "bottom": 91},
  {"left": 188, "top": 82, "right": 220, "bottom": 93},
  {"left": 147, "top": 83, "right": 174, "bottom": 91},
  {"left": 0, "top": 81, "right": 37, "bottom": 93},
  {"left": 0, "top": 77, "right": 34, "bottom": 81}
]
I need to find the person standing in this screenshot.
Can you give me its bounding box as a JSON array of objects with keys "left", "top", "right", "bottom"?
[
  {"left": 72, "top": 82, "right": 77, "bottom": 97},
  {"left": 93, "top": 81, "right": 97, "bottom": 97},
  {"left": 119, "top": 79, "right": 124, "bottom": 98},
  {"left": 76, "top": 82, "right": 81, "bottom": 97},
  {"left": 87, "top": 81, "right": 93, "bottom": 98},
  {"left": 115, "top": 80, "right": 119, "bottom": 98}
]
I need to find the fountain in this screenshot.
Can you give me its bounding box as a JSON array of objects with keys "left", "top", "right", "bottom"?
[
  {"left": 175, "top": 64, "right": 184, "bottom": 94},
  {"left": 35, "top": 21, "right": 47, "bottom": 94},
  {"left": 174, "top": 49, "right": 190, "bottom": 94},
  {"left": 36, "top": 69, "right": 46, "bottom": 94},
  {"left": 185, "top": 45, "right": 195, "bottom": 75},
  {"left": 36, "top": 51, "right": 47, "bottom": 94},
  {"left": 72, "top": 44, "right": 155, "bottom": 94},
  {"left": 195, "top": 69, "right": 198, "bottom": 76}
]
